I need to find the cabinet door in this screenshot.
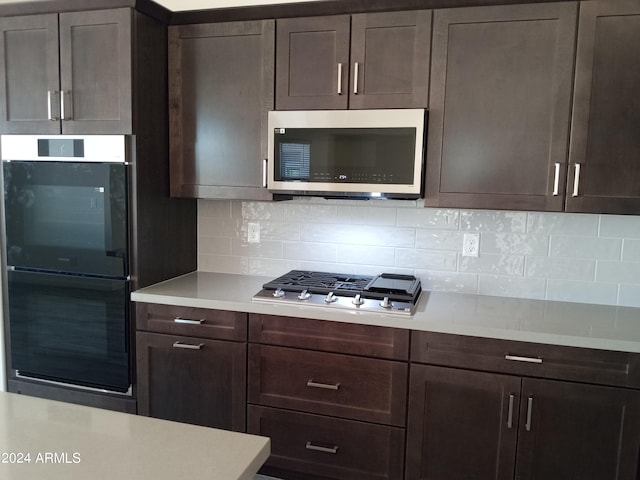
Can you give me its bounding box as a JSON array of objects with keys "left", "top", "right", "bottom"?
[
  {"left": 0, "top": 14, "right": 60, "bottom": 134},
  {"left": 276, "top": 15, "right": 350, "bottom": 110},
  {"left": 425, "top": 3, "right": 577, "bottom": 211},
  {"left": 136, "top": 332, "right": 247, "bottom": 432},
  {"left": 58, "top": 8, "right": 132, "bottom": 134},
  {"left": 248, "top": 405, "right": 405, "bottom": 480},
  {"left": 566, "top": 1, "right": 640, "bottom": 214},
  {"left": 169, "top": 20, "right": 274, "bottom": 200},
  {"left": 515, "top": 378, "right": 640, "bottom": 480},
  {"left": 349, "top": 10, "right": 431, "bottom": 109},
  {"left": 405, "top": 364, "right": 520, "bottom": 480}
]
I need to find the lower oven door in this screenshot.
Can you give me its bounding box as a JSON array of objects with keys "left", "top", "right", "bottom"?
[{"left": 7, "top": 269, "right": 130, "bottom": 393}]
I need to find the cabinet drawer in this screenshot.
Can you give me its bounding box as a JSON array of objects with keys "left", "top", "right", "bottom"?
[
  {"left": 136, "top": 303, "right": 247, "bottom": 341},
  {"left": 248, "top": 405, "right": 405, "bottom": 480},
  {"left": 249, "top": 344, "right": 407, "bottom": 426},
  {"left": 249, "top": 313, "right": 409, "bottom": 360},
  {"left": 412, "top": 331, "right": 640, "bottom": 388}
]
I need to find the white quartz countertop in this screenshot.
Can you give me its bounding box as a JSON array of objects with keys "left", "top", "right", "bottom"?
[
  {"left": 0, "top": 392, "right": 269, "bottom": 480},
  {"left": 131, "top": 271, "right": 640, "bottom": 354}
]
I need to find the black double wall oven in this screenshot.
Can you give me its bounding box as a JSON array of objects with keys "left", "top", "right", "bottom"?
[{"left": 2, "top": 135, "right": 131, "bottom": 394}]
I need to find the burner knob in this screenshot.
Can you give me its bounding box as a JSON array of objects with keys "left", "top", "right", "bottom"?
[
  {"left": 273, "top": 288, "right": 285, "bottom": 298},
  {"left": 325, "top": 292, "right": 338, "bottom": 303},
  {"left": 380, "top": 297, "right": 392, "bottom": 309},
  {"left": 352, "top": 294, "right": 364, "bottom": 306},
  {"left": 298, "top": 289, "right": 311, "bottom": 300}
]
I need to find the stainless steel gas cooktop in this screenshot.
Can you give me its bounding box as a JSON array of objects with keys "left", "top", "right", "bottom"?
[{"left": 252, "top": 270, "right": 422, "bottom": 315}]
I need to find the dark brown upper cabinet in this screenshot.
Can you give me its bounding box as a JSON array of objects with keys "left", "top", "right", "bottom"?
[
  {"left": 566, "top": 0, "right": 640, "bottom": 214},
  {"left": 425, "top": 2, "right": 577, "bottom": 211},
  {"left": 0, "top": 9, "right": 132, "bottom": 135},
  {"left": 169, "top": 20, "right": 274, "bottom": 200},
  {"left": 275, "top": 10, "right": 432, "bottom": 110}
]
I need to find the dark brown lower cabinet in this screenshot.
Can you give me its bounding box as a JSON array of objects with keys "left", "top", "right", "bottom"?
[
  {"left": 248, "top": 405, "right": 405, "bottom": 480},
  {"left": 406, "top": 365, "right": 520, "bottom": 480},
  {"left": 136, "top": 331, "right": 246, "bottom": 432},
  {"left": 406, "top": 364, "right": 640, "bottom": 480}
]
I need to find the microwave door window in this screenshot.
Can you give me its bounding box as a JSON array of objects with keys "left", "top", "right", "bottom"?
[{"left": 274, "top": 128, "right": 416, "bottom": 185}]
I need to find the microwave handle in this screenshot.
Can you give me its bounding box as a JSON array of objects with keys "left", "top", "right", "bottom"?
[{"left": 262, "top": 159, "right": 268, "bottom": 188}]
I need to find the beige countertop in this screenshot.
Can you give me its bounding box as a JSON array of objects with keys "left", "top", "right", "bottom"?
[
  {"left": 131, "top": 271, "right": 640, "bottom": 354},
  {"left": 0, "top": 392, "right": 269, "bottom": 480}
]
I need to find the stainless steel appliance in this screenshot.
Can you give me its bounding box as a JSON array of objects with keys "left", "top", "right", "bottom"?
[
  {"left": 267, "top": 109, "right": 426, "bottom": 199},
  {"left": 2, "top": 135, "right": 131, "bottom": 394},
  {"left": 253, "top": 270, "right": 422, "bottom": 315}
]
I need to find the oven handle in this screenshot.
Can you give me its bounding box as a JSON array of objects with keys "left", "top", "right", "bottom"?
[{"left": 172, "top": 341, "right": 204, "bottom": 350}]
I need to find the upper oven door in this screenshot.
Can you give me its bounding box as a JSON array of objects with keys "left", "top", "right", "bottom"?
[{"left": 2, "top": 135, "right": 129, "bottom": 277}]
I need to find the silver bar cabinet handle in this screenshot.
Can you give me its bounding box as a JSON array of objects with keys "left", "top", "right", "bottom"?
[
  {"left": 307, "top": 380, "right": 340, "bottom": 391},
  {"left": 305, "top": 442, "right": 338, "bottom": 454},
  {"left": 262, "top": 159, "right": 268, "bottom": 188},
  {"left": 60, "top": 91, "right": 66, "bottom": 120},
  {"left": 337, "top": 63, "right": 343, "bottom": 95},
  {"left": 525, "top": 396, "right": 533, "bottom": 432},
  {"left": 505, "top": 354, "right": 543, "bottom": 364},
  {"left": 47, "top": 90, "right": 54, "bottom": 121},
  {"left": 172, "top": 341, "right": 203, "bottom": 350},
  {"left": 552, "top": 162, "right": 560, "bottom": 196},
  {"left": 173, "top": 317, "right": 204, "bottom": 325},
  {"left": 572, "top": 163, "right": 581, "bottom": 197},
  {"left": 353, "top": 62, "right": 359, "bottom": 94},
  {"left": 507, "top": 394, "right": 514, "bottom": 429}
]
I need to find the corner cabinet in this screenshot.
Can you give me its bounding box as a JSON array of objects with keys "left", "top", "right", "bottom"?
[
  {"left": 168, "top": 20, "right": 274, "bottom": 200},
  {"left": 565, "top": 0, "right": 640, "bottom": 214},
  {"left": 275, "top": 10, "right": 431, "bottom": 110},
  {"left": 0, "top": 9, "right": 132, "bottom": 134},
  {"left": 406, "top": 332, "right": 640, "bottom": 480},
  {"left": 425, "top": 2, "right": 577, "bottom": 211},
  {"left": 136, "top": 303, "right": 247, "bottom": 432}
]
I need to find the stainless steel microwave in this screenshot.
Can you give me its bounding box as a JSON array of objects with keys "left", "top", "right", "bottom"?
[{"left": 267, "top": 109, "right": 426, "bottom": 199}]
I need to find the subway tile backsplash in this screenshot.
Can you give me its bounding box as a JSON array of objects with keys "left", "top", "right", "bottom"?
[{"left": 197, "top": 198, "right": 640, "bottom": 307}]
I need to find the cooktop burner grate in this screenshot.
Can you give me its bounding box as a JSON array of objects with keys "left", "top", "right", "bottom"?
[{"left": 263, "top": 270, "right": 374, "bottom": 294}]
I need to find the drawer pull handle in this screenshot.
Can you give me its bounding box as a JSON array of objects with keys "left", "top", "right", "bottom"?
[
  {"left": 505, "top": 354, "right": 542, "bottom": 364},
  {"left": 307, "top": 380, "right": 340, "bottom": 391},
  {"left": 172, "top": 341, "right": 203, "bottom": 350},
  {"left": 306, "top": 442, "right": 339, "bottom": 454},
  {"left": 507, "top": 394, "right": 514, "bottom": 429},
  {"left": 174, "top": 317, "right": 205, "bottom": 325},
  {"left": 525, "top": 396, "right": 534, "bottom": 432}
]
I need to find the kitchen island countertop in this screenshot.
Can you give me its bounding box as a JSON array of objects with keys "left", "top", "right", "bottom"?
[
  {"left": 0, "top": 391, "right": 269, "bottom": 480},
  {"left": 131, "top": 271, "right": 640, "bottom": 354}
]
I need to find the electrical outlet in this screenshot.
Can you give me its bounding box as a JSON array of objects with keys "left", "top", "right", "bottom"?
[
  {"left": 462, "top": 233, "right": 479, "bottom": 257},
  {"left": 247, "top": 222, "right": 260, "bottom": 244}
]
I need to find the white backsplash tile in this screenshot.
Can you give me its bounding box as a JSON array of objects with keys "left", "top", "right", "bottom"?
[
  {"left": 461, "top": 210, "right": 527, "bottom": 233},
  {"left": 618, "top": 285, "right": 640, "bottom": 308},
  {"left": 283, "top": 241, "right": 337, "bottom": 262},
  {"left": 396, "top": 249, "right": 457, "bottom": 271},
  {"left": 546, "top": 280, "right": 619, "bottom": 305},
  {"left": 549, "top": 235, "right": 622, "bottom": 260},
  {"left": 478, "top": 275, "right": 546, "bottom": 300},
  {"left": 599, "top": 215, "right": 640, "bottom": 239},
  {"left": 415, "top": 230, "right": 464, "bottom": 251},
  {"left": 459, "top": 253, "right": 525, "bottom": 276},
  {"left": 527, "top": 212, "right": 599, "bottom": 236},
  {"left": 480, "top": 233, "right": 549, "bottom": 256},
  {"left": 396, "top": 208, "right": 460, "bottom": 229},
  {"left": 337, "top": 244, "right": 395, "bottom": 267},
  {"left": 622, "top": 239, "right": 640, "bottom": 262},
  {"left": 196, "top": 199, "right": 640, "bottom": 307},
  {"left": 525, "top": 256, "right": 596, "bottom": 282}
]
